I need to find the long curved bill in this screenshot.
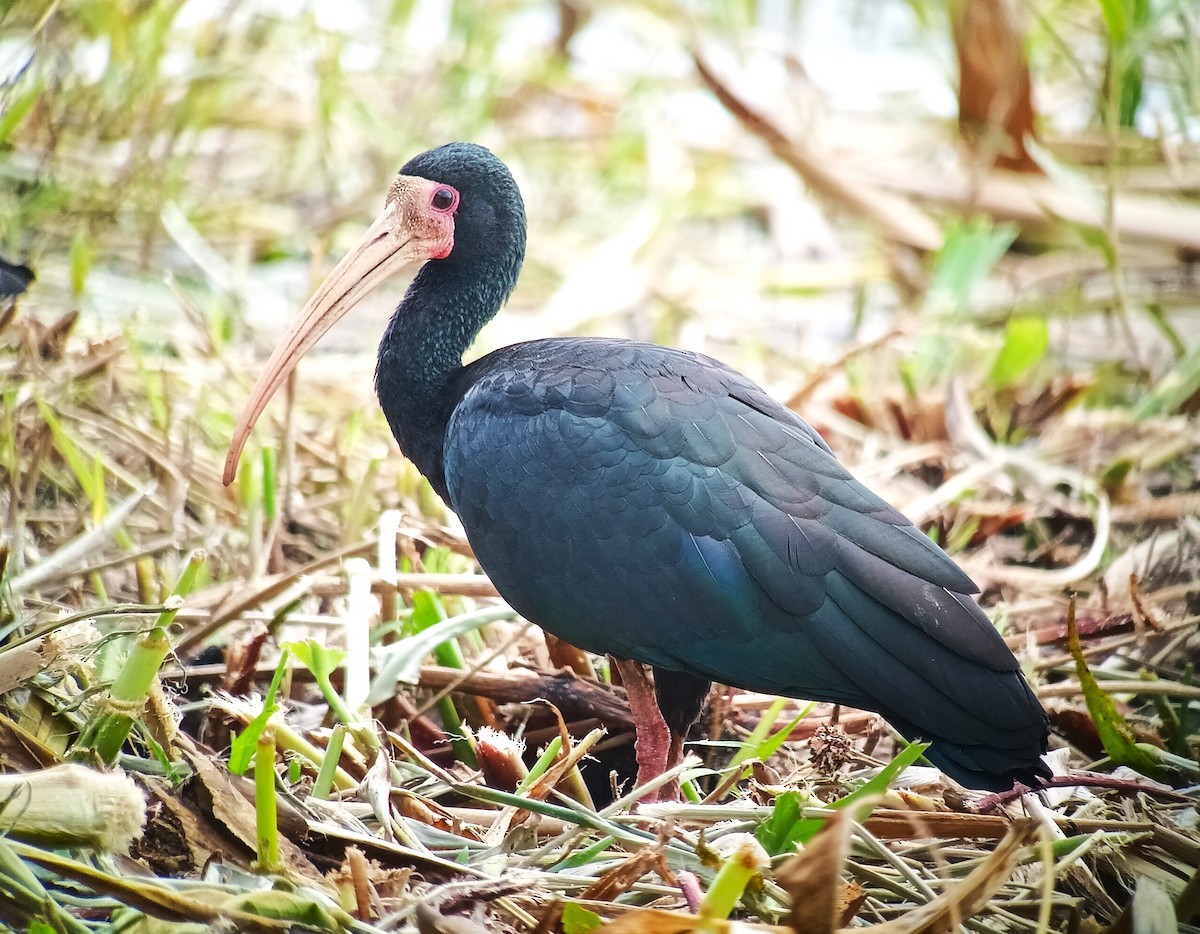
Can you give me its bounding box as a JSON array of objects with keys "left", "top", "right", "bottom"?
[{"left": 224, "top": 188, "right": 438, "bottom": 486}]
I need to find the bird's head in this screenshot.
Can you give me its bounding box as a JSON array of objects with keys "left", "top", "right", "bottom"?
[
  {"left": 223, "top": 143, "right": 522, "bottom": 486},
  {"left": 397, "top": 142, "right": 525, "bottom": 272}
]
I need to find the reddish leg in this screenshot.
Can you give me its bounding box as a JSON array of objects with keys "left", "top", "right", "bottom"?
[{"left": 613, "top": 657, "right": 673, "bottom": 801}]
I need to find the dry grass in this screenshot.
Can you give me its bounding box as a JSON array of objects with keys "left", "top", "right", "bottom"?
[{"left": 2, "top": 1, "right": 1200, "bottom": 932}]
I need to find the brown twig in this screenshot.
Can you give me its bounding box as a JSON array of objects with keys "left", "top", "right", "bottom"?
[
  {"left": 693, "top": 52, "right": 943, "bottom": 252},
  {"left": 972, "top": 775, "right": 1194, "bottom": 814}
]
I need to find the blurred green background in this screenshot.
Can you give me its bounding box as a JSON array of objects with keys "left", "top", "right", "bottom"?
[{"left": 3, "top": 0, "right": 1195, "bottom": 386}]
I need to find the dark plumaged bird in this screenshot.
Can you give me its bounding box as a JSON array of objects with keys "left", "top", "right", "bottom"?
[
  {"left": 225, "top": 143, "right": 1050, "bottom": 794},
  {"left": 0, "top": 256, "right": 34, "bottom": 298}
]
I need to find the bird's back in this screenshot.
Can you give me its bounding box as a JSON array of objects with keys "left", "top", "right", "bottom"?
[{"left": 443, "top": 337, "right": 1048, "bottom": 789}]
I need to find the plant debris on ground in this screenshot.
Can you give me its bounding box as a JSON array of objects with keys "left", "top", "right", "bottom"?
[{"left": 1, "top": 2, "right": 1199, "bottom": 932}]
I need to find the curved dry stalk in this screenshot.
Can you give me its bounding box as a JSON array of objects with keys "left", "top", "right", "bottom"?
[{"left": 943, "top": 381, "right": 1111, "bottom": 589}]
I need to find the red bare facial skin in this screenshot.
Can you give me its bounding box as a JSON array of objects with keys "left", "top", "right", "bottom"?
[
  {"left": 223, "top": 177, "right": 458, "bottom": 486},
  {"left": 387, "top": 176, "right": 457, "bottom": 259}
]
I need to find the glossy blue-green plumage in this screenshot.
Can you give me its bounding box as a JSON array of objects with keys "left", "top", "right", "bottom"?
[{"left": 377, "top": 143, "right": 1050, "bottom": 791}]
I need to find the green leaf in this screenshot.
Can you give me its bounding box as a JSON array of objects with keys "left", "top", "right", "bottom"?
[
  {"left": 311, "top": 723, "right": 347, "bottom": 800},
  {"left": 285, "top": 638, "right": 359, "bottom": 725},
  {"left": 730, "top": 698, "right": 814, "bottom": 771},
  {"left": 229, "top": 649, "right": 290, "bottom": 775},
  {"left": 755, "top": 789, "right": 807, "bottom": 856},
  {"left": 1066, "top": 599, "right": 1162, "bottom": 778},
  {"left": 367, "top": 606, "right": 513, "bottom": 704},
  {"left": 153, "top": 550, "right": 206, "bottom": 631},
  {"left": 254, "top": 729, "right": 279, "bottom": 872},
  {"left": 284, "top": 639, "right": 346, "bottom": 684},
  {"left": 1133, "top": 339, "right": 1200, "bottom": 419},
  {"left": 925, "top": 218, "right": 1017, "bottom": 315},
  {"left": 396, "top": 590, "right": 483, "bottom": 768},
  {"left": 239, "top": 447, "right": 259, "bottom": 507},
  {"left": 1096, "top": 0, "right": 1128, "bottom": 46},
  {"left": 261, "top": 446, "right": 277, "bottom": 522},
  {"left": 1096, "top": 0, "right": 1152, "bottom": 127},
  {"left": 0, "top": 82, "right": 41, "bottom": 145},
  {"left": 129, "top": 344, "right": 169, "bottom": 434},
  {"left": 701, "top": 835, "right": 770, "bottom": 920},
  {"left": 562, "top": 902, "right": 603, "bottom": 934},
  {"left": 517, "top": 735, "right": 562, "bottom": 795},
  {"left": 1100, "top": 458, "right": 1134, "bottom": 495},
  {"left": 456, "top": 784, "right": 602, "bottom": 827},
  {"left": 841, "top": 741, "right": 930, "bottom": 804},
  {"left": 225, "top": 889, "right": 350, "bottom": 928},
  {"left": 410, "top": 588, "right": 446, "bottom": 630},
  {"left": 36, "top": 400, "right": 99, "bottom": 501},
  {"left": 1144, "top": 304, "right": 1186, "bottom": 359},
  {"left": 1025, "top": 138, "right": 1106, "bottom": 218},
  {"left": 989, "top": 316, "right": 1049, "bottom": 389},
  {"left": 730, "top": 696, "right": 787, "bottom": 769},
  {"left": 91, "top": 455, "right": 106, "bottom": 526},
  {"left": 552, "top": 836, "right": 616, "bottom": 871},
  {"left": 754, "top": 742, "right": 930, "bottom": 854},
  {"left": 753, "top": 703, "right": 813, "bottom": 762},
  {"left": 69, "top": 227, "right": 93, "bottom": 296},
  {"left": 1117, "top": 56, "right": 1144, "bottom": 129}
]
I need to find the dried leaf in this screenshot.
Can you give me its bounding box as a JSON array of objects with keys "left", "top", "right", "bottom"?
[
  {"left": 776, "top": 808, "right": 855, "bottom": 934},
  {"left": 179, "top": 742, "right": 320, "bottom": 879},
  {"left": 0, "top": 713, "right": 60, "bottom": 770},
  {"left": 581, "top": 846, "right": 669, "bottom": 903},
  {"left": 836, "top": 882, "right": 867, "bottom": 928}
]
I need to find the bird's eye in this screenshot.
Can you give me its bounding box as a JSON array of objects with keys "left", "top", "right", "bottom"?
[{"left": 431, "top": 187, "right": 456, "bottom": 211}]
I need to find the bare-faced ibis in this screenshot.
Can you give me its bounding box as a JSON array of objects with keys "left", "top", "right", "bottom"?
[{"left": 226, "top": 143, "right": 1050, "bottom": 793}]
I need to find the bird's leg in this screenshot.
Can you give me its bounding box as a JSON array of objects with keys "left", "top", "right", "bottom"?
[
  {"left": 654, "top": 667, "right": 712, "bottom": 801},
  {"left": 663, "top": 732, "right": 686, "bottom": 801},
  {"left": 612, "top": 657, "right": 671, "bottom": 802}
]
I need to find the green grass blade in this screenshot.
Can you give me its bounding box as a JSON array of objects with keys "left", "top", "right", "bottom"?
[{"left": 1066, "top": 598, "right": 1162, "bottom": 779}]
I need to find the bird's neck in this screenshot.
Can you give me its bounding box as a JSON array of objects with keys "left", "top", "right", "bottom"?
[{"left": 374, "top": 257, "right": 514, "bottom": 497}]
